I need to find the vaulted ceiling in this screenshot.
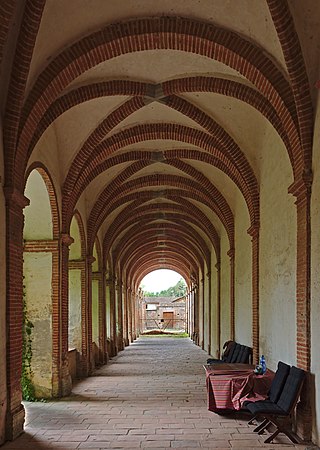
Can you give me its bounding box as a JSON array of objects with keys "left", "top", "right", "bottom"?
[{"left": 2, "top": 0, "right": 318, "bottom": 289}]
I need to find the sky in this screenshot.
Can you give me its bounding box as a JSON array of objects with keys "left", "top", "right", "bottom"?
[{"left": 140, "top": 269, "right": 183, "bottom": 293}]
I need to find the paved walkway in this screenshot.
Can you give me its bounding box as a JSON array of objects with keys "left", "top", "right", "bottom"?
[{"left": 3, "top": 337, "right": 310, "bottom": 449}]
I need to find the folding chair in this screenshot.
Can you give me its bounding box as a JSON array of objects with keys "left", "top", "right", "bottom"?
[
  {"left": 247, "top": 361, "right": 290, "bottom": 427},
  {"left": 246, "top": 365, "right": 305, "bottom": 443}
]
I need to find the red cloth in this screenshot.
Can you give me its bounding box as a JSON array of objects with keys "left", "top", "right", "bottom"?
[{"left": 206, "top": 368, "right": 274, "bottom": 412}]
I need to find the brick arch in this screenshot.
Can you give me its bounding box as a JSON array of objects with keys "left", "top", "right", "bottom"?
[
  {"left": 102, "top": 206, "right": 220, "bottom": 266},
  {"left": 27, "top": 77, "right": 297, "bottom": 180},
  {"left": 90, "top": 186, "right": 226, "bottom": 255},
  {"left": 87, "top": 170, "right": 233, "bottom": 251},
  {"left": 266, "top": 0, "right": 313, "bottom": 172},
  {"left": 65, "top": 124, "right": 257, "bottom": 230},
  {"left": 134, "top": 265, "right": 191, "bottom": 292},
  {"left": 117, "top": 232, "right": 207, "bottom": 272},
  {"left": 102, "top": 202, "right": 220, "bottom": 257},
  {"left": 126, "top": 250, "right": 200, "bottom": 289},
  {"left": 14, "top": 16, "right": 298, "bottom": 188},
  {"left": 24, "top": 162, "right": 60, "bottom": 240},
  {"left": 120, "top": 238, "right": 203, "bottom": 278},
  {"left": 113, "top": 222, "right": 211, "bottom": 267},
  {"left": 3, "top": 0, "right": 45, "bottom": 184}
]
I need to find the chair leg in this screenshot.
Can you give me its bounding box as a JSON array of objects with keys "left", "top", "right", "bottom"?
[
  {"left": 253, "top": 418, "right": 269, "bottom": 433},
  {"left": 264, "top": 418, "right": 300, "bottom": 444},
  {"left": 264, "top": 428, "right": 280, "bottom": 444},
  {"left": 248, "top": 415, "right": 257, "bottom": 425}
]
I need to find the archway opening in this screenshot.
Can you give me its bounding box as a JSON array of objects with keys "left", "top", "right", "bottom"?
[
  {"left": 139, "top": 270, "right": 187, "bottom": 334},
  {"left": 23, "top": 169, "right": 55, "bottom": 399}
]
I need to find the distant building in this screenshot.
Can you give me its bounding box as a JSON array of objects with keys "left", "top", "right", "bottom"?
[{"left": 140, "top": 296, "right": 186, "bottom": 332}]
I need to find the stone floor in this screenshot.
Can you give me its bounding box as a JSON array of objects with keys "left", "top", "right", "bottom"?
[{"left": 2, "top": 337, "right": 312, "bottom": 449}]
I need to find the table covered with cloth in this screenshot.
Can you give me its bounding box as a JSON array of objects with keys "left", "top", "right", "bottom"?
[{"left": 205, "top": 364, "right": 274, "bottom": 412}]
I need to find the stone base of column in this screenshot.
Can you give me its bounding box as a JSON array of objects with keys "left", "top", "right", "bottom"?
[
  {"left": 5, "top": 405, "right": 24, "bottom": 441},
  {"left": 124, "top": 338, "right": 129, "bottom": 347},
  {"left": 61, "top": 361, "right": 72, "bottom": 396}
]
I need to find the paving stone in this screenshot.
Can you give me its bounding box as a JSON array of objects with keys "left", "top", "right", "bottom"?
[{"left": 1, "top": 337, "right": 308, "bottom": 450}]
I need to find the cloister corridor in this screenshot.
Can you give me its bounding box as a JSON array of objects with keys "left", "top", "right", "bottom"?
[
  {"left": 2, "top": 0, "right": 320, "bottom": 448},
  {"left": 0, "top": 338, "right": 309, "bottom": 450}
]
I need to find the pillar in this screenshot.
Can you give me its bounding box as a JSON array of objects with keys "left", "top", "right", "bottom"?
[
  {"left": 247, "top": 224, "right": 259, "bottom": 365},
  {"left": 5, "top": 188, "right": 29, "bottom": 440}
]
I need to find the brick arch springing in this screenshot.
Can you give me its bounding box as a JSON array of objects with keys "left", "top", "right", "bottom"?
[{"left": 14, "top": 16, "right": 300, "bottom": 189}]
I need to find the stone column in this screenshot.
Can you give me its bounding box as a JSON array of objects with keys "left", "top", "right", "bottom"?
[
  {"left": 215, "top": 262, "right": 221, "bottom": 358},
  {"left": 127, "top": 287, "right": 133, "bottom": 343},
  {"left": 247, "top": 224, "right": 260, "bottom": 365},
  {"left": 206, "top": 271, "right": 211, "bottom": 355},
  {"left": 106, "top": 276, "right": 117, "bottom": 357},
  {"left": 4, "top": 188, "right": 29, "bottom": 440},
  {"left": 60, "top": 233, "right": 73, "bottom": 396},
  {"left": 86, "top": 255, "right": 95, "bottom": 374},
  {"left": 290, "top": 176, "right": 312, "bottom": 441},
  {"left": 116, "top": 279, "right": 124, "bottom": 351},
  {"left": 227, "top": 248, "right": 235, "bottom": 341},
  {"left": 201, "top": 277, "right": 205, "bottom": 350}
]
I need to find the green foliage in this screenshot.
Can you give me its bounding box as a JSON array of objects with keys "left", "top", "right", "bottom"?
[
  {"left": 144, "top": 278, "right": 187, "bottom": 298},
  {"left": 21, "top": 287, "right": 36, "bottom": 401}
]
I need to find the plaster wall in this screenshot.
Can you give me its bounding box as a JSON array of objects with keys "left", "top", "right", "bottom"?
[
  {"left": 234, "top": 191, "right": 251, "bottom": 346},
  {"left": 220, "top": 230, "right": 230, "bottom": 349},
  {"left": 23, "top": 252, "right": 53, "bottom": 398},
  {"left": 24, "top": 170, "right": 52, "bottom": 240},
  {"left": 68, "top": 269, "right": 82, "bottom": 350},
  {"left": 0, "top": 125, "right": 6, "bottom": 445},
  {"left": 70, "top": 217, "right": 82, "bottom": 260},
  {"left": 92, "top": 279, "right": 99, "bottom": 344},
  {"left": 311, "top": 98, "right": 320, "bottom": 446},
  {"left": 28, "top": 126, "right": 63, "bottom": 209},
  {"left": 259, "top": 130, "right": 296, "bottom": 371}
]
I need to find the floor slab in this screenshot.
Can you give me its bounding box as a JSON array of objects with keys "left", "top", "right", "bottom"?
[{"left": 2, "top": 337, "right": 311, "bottom": 449}]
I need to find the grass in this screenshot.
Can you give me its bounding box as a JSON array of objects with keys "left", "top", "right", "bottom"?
[{"left": 140, "top": 331, "right": 189, "bottom": 338}]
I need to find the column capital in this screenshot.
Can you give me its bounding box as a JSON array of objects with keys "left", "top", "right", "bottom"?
[
  {"left": 4, "top": 186, "right": 30, "bottom": 209},
  {"left": 86, "top": 255, "right": 96, "bottom": 265},
  {"left": 227, "top": 248, "right": 235, "bottom": 259},
  {"left": 61, "top": 233, "right": 74, "bottom": 247},
  {"left": 288, "top": 170, "right": 312, "bottom": 200},
  {"left": 215, "top": 261, "right": 221, "bottom": 271}
]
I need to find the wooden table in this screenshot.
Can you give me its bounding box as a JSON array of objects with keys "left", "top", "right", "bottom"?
[{"left": 204, "top": 364, "right": 274, "bottom": 412}]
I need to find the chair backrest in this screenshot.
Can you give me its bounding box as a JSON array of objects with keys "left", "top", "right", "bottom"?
[
  {"left": 230, "top": 343, "right": 242, "bottom": 363},
  {"left": 269, "top": 361, "right": 290, "bottom": 403},
  {"left": 238, "top": 345, "right": 252, "bottom": 364},
  {"left": 222, "top": 341, "right": 236, "bottom": 362},
  {"left": 276, "top": 366, "right": 305, "bottom": 413}
]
